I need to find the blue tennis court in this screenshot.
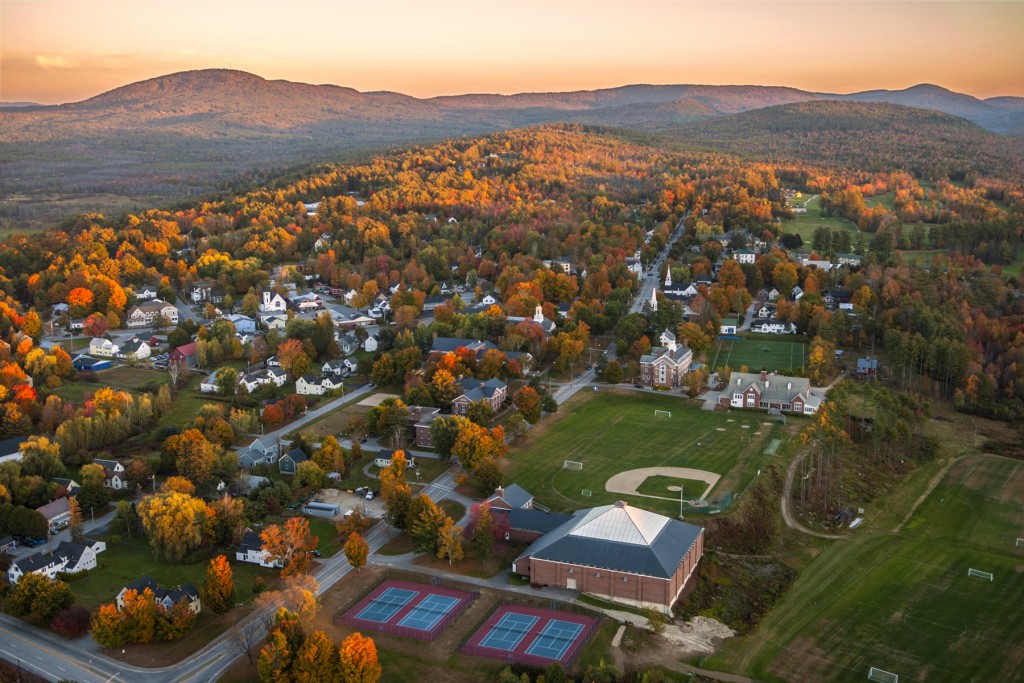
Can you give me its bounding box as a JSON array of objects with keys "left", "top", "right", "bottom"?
[
  {"left": 397, "top": 594, "right": 461, "bottom": 631},
  {"left": 354, "top": 587, "right": 419, "bottom": 623},
  {"left": 478, "top": 612, "right": 539, "bottom": 651},
  {"left": 525, "top": 619, "right": 584, "bottom": 660}
]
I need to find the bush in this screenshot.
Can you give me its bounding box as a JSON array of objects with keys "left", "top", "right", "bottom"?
[
  {"left": 55, "top": 569, "right": 90, "bottom": 583},
  {"left": 252, "top": 576, "right": 267, "bottom": 595},
  {"left": 51, "top": 605, "right": 92, "bottom": 638}
]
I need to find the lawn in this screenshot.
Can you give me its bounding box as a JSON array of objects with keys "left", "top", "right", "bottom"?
[
  {"left": 71, "top": 537, "right": 278, "bottom": 612},
  {"left": 505, "top": 391, "right": 780, "bottom": 516},
  {"left": 57, "top": 365, "right": 173, "bottom": 403},
  {"left": 863, "top": 192, "right": 895, "bottom": 210},
  {"left": 782, "top": 195, "right": 860, "bottom": 241},
  {"left": 710, "top": 337, "right": 807, "bottom": 374},
  {"left": 297, "top": 395, "right": 373, "bottom": 440},
  {"left": 711, "top": 454, "right": 1024, "bottom": 683}
]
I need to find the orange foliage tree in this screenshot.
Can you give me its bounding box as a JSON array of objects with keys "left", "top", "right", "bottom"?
[{"left": 338, "top": 632, "right": 382, "bottom": 683}]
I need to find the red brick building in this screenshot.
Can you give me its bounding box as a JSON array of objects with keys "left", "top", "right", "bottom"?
[{"left": 513, "top": 501, "right": 703, "bottom": 614}]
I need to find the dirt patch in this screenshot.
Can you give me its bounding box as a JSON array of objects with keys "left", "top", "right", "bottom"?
[
  {"left": 356, "top": 392, "right": 401, "bottom": 407},
  {"left": 606, "top": 467, "right": 721, "bottom": 502},
  {"left": 767, "top": 635, "right": 833, "bottom": 683},
  {"left": 316, "top": 487, "right": 387, "bottom": 519}
]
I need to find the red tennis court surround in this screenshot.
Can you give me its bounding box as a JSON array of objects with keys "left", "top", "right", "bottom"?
[
  {"left": 338, "top": 578, "right": 475, "bottom": 641},
  {"left": 461, "top": 603, "right": 599, "bottom": 667}
]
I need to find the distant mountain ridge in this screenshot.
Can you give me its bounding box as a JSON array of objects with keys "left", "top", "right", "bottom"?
[{"left": 1, "top": 69, "right": 1021, "bottom": 229}]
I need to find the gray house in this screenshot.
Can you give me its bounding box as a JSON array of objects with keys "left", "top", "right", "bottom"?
[{"left": 278, "top": 448, "right": 309, "bottom": 475}]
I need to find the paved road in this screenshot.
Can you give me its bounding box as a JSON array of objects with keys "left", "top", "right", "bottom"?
[{"left": 629, "top": 216, "right": 687, "bottom": 315}]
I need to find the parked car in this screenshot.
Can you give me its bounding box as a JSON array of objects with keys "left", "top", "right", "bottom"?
[
  {"left": 365, "top": 491, "right": 374, "bottom": 500},
  {"left": 311, "top": 550, "right": 322, "bottom": 558}
]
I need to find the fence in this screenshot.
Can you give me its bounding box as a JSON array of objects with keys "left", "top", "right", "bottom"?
[{"left": 336, "top": 578, "right": 479, "bottom": 643}]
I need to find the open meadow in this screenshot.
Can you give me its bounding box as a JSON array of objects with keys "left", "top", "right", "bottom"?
[
  {"left": 713, "top": 454, "right": 1024, "bottom": 683},
  {"left": 782, "top": 195, "right": 860, "bottom": 241},
  {"left": 505, "top": 390, "right": 790, "bottom": 516}
]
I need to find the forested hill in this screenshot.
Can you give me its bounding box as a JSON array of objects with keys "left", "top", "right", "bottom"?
[{"left": 669, "top": 101, "right": 1024, "bottom": 179}]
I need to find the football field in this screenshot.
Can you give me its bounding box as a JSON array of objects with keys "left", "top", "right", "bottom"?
[{"left": 710, "top": 337, "right": 807, "bottom": 373}]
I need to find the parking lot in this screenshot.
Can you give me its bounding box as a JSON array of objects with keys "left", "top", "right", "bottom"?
[{"left": 316, "top": 487, "right": 387, "bottom": 519}]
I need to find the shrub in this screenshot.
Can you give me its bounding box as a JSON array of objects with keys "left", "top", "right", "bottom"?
[{"left": 51, "top": 605, "right": 92, "bottom": 638}]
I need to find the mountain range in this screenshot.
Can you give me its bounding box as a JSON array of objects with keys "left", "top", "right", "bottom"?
[{"left": 1, "top": 69, "right": 1022, "bottom": 227}]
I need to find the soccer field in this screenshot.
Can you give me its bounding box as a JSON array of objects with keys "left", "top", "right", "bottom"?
[
  {"left": 710, "top": 338, "right": 807, "bottom": 373},
  {"left": 506, "top": 391, "right": 785, "bottom": 516},
  {"left": 719, "top": 455, "right": 1024, "bottom": 683}
]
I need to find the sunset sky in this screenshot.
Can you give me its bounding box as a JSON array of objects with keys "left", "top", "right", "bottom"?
[{"left": 2, "top": 0, "right": 1023, "bottom": 104}]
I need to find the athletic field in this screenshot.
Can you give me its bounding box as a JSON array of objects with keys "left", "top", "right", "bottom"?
[
  {"left": 506, "top": 391, "right": 782, "bottom": 516},
  {"left": 710, "top": 337, "right": 807, "bottom": 373},
  {"left": 719, "top": 455, "right": 1024, "bottom": 682}
]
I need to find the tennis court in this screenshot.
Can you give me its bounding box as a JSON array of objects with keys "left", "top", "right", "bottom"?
[
  {"left": 462, "top": 604, "right": 599, "bottom": 667},
  {"left": 339, "top": 579, "right": 475, "bottom": 642},
  {"left": 355, "top": 586, "right": 419, "bottom": 622},
  {"left": 711, "top": 337, "right": 806, "bottom": 373},
  {"left": 478, "top": 612, "right": 539, "bottom": 651}
]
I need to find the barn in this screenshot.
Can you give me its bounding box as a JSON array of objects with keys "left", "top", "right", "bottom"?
[{"left": 512, "top": 501, "right": 703, "bottom": 614}]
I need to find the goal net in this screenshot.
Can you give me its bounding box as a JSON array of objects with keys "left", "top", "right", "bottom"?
[
  {"left": 1016, "top": 537, "right": 1024, "bottom": 548},
  {"left": 562, "top": 460, "right": 583, "bottom": 470},
  {"left": 654, "top": 410, "right": 672, "bottom": 418},
  {"left": 968, "top": 568, "right": 993, "bottom": 581},
  {"left": 868, "top": 667, "right": 898, "bottom": 683}
]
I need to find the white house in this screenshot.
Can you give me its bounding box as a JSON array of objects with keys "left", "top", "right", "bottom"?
[
  {"left": 126, "top": 300, "right": 178, "bottom": 328},
  {"left": 117, "top": 337, "right": 151, "bottom": 361},
  {"left": 480, "top": 293, "right": 498, "bottom": 306},
  {"left": 314, "top": 234, "right": 333, "bottom": 251},
  {"left": 200, "top": 371, "right": 219, "bottom": 393},
  {"left": 8, "top": 540, "right": 106, "bottom": 584},
  {"left": 259, "top": 292, "right": 288, "bottom": 314},
  {"left": 116, "top": 576, "right": 201, "bottom": 614},
  {"left": 363, "top": 334, "right": 378, "bottom": 353},
  {"left": 751, "top": 320, "right": 796, "bottom": 335},
  {"left": 235, "top": 530, "right": 282, "bottom": 567},
  {"left": 134, "top": 286, "right": 158, "bottom": 301},
  {"left": 263, "top": 314, "right": 288, "bottom": 331},
  {"left": 89, "top": 338, "right": 119, "bottom": 357},
  {"left": 94, "top": 458, "right": 128, "bottom": 490},
  {"left": 265, "top": 367, "right": 288, "bottom": 387},
  {"left": 732, "top": 248, "right": 757, "bottom": 264},
  {"left": 296, "top": 375, "right": 327, "bottom": 396}
]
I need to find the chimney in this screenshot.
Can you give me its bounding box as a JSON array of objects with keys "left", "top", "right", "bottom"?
[
  {"left": 495, "top": 486, "right": 504, "bottom": 497},
  {"left": 760, "top": 370, "right": 767, "bottom": 382}
]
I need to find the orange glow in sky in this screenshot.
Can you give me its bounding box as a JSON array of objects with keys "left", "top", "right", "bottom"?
[{"left": 2, "top": 0, "right": 1023, "bottom": 104}]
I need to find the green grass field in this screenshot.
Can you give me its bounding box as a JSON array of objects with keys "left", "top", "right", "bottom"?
[
  {"left": 710, "top": 338, "right": 807, "bottom": 373},
  {"left": 713, "top": 455, "right": 1024, "bottom": 683},
  {"left": 863, "top": 192, "right": 895, "bottom": 210},
  {"left": 506, "top": 392, "right": 784, "bottom": 516},
  {"left": 72, "top": 537, "right": 279, "bottom": 611},
  {"left": 783, "top": 195, "right": 860, "bottom": 241}
]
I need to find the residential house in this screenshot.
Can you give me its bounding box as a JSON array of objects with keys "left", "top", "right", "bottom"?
[
  {"left": 479, "top": 293, "right": 498, "bottom": 306},
  {"left": 0, "top": 537, "right": 15, "bottom": 553},
  {"left": 722, "top": 370, "right": 822, "bottom": 415},
  {"left": 134, "top": 285, "right": 158, "bottom": 301},
  {"left": 452, "top": 377, "right": 508, "bottom": 415},
  {"left": 68, "top": 318, "right": 85, "bottom": 332},
  {"left": 116, "top": 575, "right": 202, "bottom": 614},
  {"left": 8, "top": 540, "right": 107, "bottom": 584},
  {"left": 856, "top": 357, "right": 879, "bottom": 377},
  {"left": 288, "top": 292, "right": 323, "bottom": 312},
  {"left": 36, "top": 497, "right": 71, "bottom": 533},
  {"left": 226, "top": 314, "right": 256, "bottom": 334},
  {"left": 0, "top": 438, "right": 23, "bottom": 465},
  {"left": 278, "top": 448, "right": 309, "bottom": 475},
  {"left": 755, "top": 304, "right": 775, "bottom": 319},
  {"left": 363, "top": 334, "right": 378, "bottom": 353},
  {"left": 51, "top": 303, "right": 70, "bottom": 317},
  {"left": 170, "top": 342, "right": 198, "bottom": 365},
  {"left": 200, "top": 371, "right": 220, "bottom": 393},
  {"left": 89, "top": 338, "right": 119, "bottom": 357},
  {"left": 410, "top": 405, "right": 441, "bottom": 447},
  {"left": 322, "top": 359, "right": 348, "bottom": 376},
  {"left": 337, "top": 332, "right": 360, "bottom": 356},
  {"left": 640, "top": 331, "right": 694, "bottom": 389},
  {"left": 190, "top": 280, "right": 224, "bottom": 304},
  {"left": 263, "top": 314, "right": 288, "bottom": 331},
  {"left": 117, "top": 337, "right": 151, "bottom": 361},
  {"left": 235, "top": 530, "right": 282, "bottom": 567},
  {"left": 789, "top": 286, "right": 804, "bottom": 301},
  {"left": 314, "top": 234, "right": 333, "bottom": 251},
  {"left": 507, "top": 305, "right": 556, "bottom": 336},
  {"left": 94, "top": 458, "right": 128, "bottom": 490},
  {"left": 751, "top": 321, "right": 796, "bottom": 335},
  {"left": 296, "top": 375, "right": 328, "bottom": 396},
  {"left": 625, "top": 257, "right": 643, "bottom": 276},
  {"left": 732, "top": 248, "right": 757, "bottom": 264},
  {"left": 52, "top": 478, "right": 81, "bottom": 497},
  {"left": 126, "top": 300, "right": 178, "bottom": 328},
  {"left": 238, "top": 371, "right": 268, "bottom": 394},
  {"left": 265, "top": 367, "right": 288, "bottom": 387},
  {"left": 429, "top": 337, "right": 532, "bottom": 365},
  {"left": 259, "top": 291, "right": 288, "bottom": 314},
  {"left": 374, "top": 449, "right": 415, "bottom": 469},
  {"left": 837, "top": 253, "right": 862, "bottom": 267},
  {"left": 238, "top": 438, "right": 279, "bottom": 469}
]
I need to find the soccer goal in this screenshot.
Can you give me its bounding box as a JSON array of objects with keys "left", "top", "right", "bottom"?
[
  {"left": 563, "top": 460, "right": 583, "bottom": 470},
  {"left": 1016, "top": 537, "right": 1024, "bottom": 548},
  {"left": 867, "top": 667, "right": 899, "bottom": 683},
  {"left": 968, "top": 568, "right": 994, "bottom": 581},
  {"left": 654, "top": 409, "right": 672, "bottom": 418},
  {"left": 581, "top": 489, "right": 592, "bottom": 497}
]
